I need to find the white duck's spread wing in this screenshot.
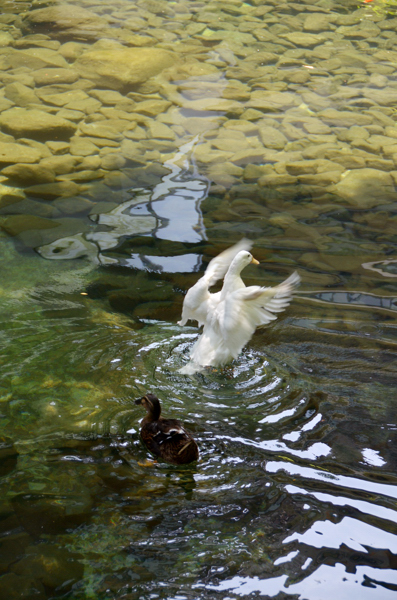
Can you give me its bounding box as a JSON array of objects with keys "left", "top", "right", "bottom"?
[
  {"left": 178, "top": 239, "right": 252, "bottom": 326},
  {"left": 204, "top": 238, "right": 253, "bottom": 287},
  {"left": 220, "top": 271, "right": 301, "bottom": 355}
]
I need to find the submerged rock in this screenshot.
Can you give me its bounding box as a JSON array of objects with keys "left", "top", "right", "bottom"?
[
  {"left": 2, "top": 163, "right": 56, "bottom": 185},
  {"left": 74, "top": 46, "right": 177, "bottom": 91},
  {"left": 0, "top": 142, "right": 42, "bottom": 165},
  {"left": 333, "top": 168, "right": 396, "bottom": 208},
  {"left": 0, "top": 573, "right": 46, "bottom": 600},
  {"left": 0, "top": 437, "right": 18, "bottom": 477},
  {"left": 0, "top": 108, "right": 77, "bottom": 140},
  {"left": 0, "top": 215, "right": 60, "bottom": 236},
  {"left": 21, "top": 4, "right": 109, "bottom": 40},
  {"left": 11, "top": 543, "right": 83, "bottom": 591},
  {"left": 11, "top": 492, "right": 93, "bottom": 535}
]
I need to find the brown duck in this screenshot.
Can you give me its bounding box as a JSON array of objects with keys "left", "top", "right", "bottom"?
[{"left": 135, "top": 393, "right": 199, "bottom": 465}]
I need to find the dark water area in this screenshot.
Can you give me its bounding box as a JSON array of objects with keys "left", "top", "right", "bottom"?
[{"left": 1, "top": 0, "right": 397, "bottom": 598}]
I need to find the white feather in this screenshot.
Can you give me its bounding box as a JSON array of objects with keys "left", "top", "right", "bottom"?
[{"left": 178, "top": 242, "right": 300, "bottom": 372}]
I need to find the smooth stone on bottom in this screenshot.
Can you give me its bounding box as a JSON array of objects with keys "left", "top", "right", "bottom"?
[
  {"left": 0, "top": 573, "right": 46, "bottom": 600},
  {"left": 11, "top": 492, "right": 93, "bottom": 536},
  {"left": 0, "top": 142, "right": 42, "bottom": 165},
  {"left": 24, "top": 181, "right": 83, "bottom": 199},
  {"left": 333, "top": 168, "right": 396, "bottom": 208},
  {"left": 0, "top": 215, "right": 60, "bottom": 236},
  {"left": 0, "top": 108, "right": 77, "bottom": 140},
  {"left": 11, "top": 543, "right": 83, "bottom": 591},
  {"left": 2, "top": 163, "right": 56, "bottom": 185},
  {"left": 0, "top": 436, "right": 18, "bottom": 477},
  {"left": 74, "top": 46, "right": 177, "bottom": 91}
]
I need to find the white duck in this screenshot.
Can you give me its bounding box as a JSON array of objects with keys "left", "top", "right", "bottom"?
[{"left": 178, "top": 240, "right": 300, "bottom": 373}]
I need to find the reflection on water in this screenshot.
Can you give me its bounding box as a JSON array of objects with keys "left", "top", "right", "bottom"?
[
  {"left": 1, "top": 0, "right": 397, "bottom": 597},
  {"left": 38, "top": 137, "right": 209, "bottom": 271}
]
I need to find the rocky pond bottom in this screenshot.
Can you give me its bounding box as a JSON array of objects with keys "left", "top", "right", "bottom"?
[{"left": 1, "top": 0, "right": 397, "bottom": 598}]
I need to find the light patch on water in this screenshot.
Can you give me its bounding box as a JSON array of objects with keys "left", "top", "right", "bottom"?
[
  {"left": 362, "top": 448, "right": 386, "bottom": 467},
  {"left": 267, "top": 461, "right": 397, "bottom": 500},
  {"left": 37, "top": 137, "right": 209, "bottom": 272},
  {"left": 259, "top": 402, "right": 303, "bottom": 424},
  {"left": 283, "top": 515, "right": 397, "bottom": 554},
  {"left": 195, "top": 565, "right": 397, "bottom": 599},
  {"left": 286, "top": 484, "right": 397, "bottom": 525},
  {"left": 301, "top": 413, "right": 322, "bottom": 432},
  {"left": 274, "top": 550, "right": 299, "bottom": 566},
  {"left": 214, "top": 435, "right": 331, "bottom": 460}
]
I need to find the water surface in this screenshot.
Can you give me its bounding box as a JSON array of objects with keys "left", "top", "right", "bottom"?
[{"left": 1, "top": 0, "right": 397, "bottom": 598}]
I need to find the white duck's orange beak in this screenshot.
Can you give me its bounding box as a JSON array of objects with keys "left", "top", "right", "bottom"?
[{"left": 251, "top": 257, "right": 259, "bottom": 265}]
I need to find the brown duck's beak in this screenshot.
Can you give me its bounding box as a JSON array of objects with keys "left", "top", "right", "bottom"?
[
  {"left": 251, "top": 257, "right": 260, "bottom": 265},
  {"left": 135, "top": 397, "right": 144, "bottom": 405}
]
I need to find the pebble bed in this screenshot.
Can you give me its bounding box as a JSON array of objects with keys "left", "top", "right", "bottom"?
[
  {"left": 0, "top": 0, "right": 397, "bottom": 247},
  {"left": 1, "top": 2, "right": 397, "bottom": 598}
]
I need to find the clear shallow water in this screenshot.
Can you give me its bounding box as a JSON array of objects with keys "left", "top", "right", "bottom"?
[{"left": 1, "top": 0, "right": 397, "bottom": 598}]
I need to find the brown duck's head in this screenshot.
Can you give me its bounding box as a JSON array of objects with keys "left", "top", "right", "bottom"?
[{"left": 135, "top": 393, "right": 161, "bottom": 420}]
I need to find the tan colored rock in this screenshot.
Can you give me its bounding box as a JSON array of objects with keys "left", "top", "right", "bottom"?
[
  {"left": 64, "top": 97, "right": 101, "bottom": 115},
  {"left": 230, "top": 148, "right": 269, "bottom": 166},
  {"left": 0, "top": 141, "right": 42, "bottom": 165},
  {"left": 21, "top": 5, "right": 109, "bottom": 40},
  {"left": 79, "top": 122, "right": 123, "bottom": 141},
  {"left": 134, "top": 100, "right": 172, "bottom": 117},
  {"left": 182, "top": 117, "right": 220, "bottom": 135},
  {"left": 0, "top": 183, "right": 26, "bottom": 206},
  {"left": 2, "top": 163, "right": 56, "bottom": 185},
  {"left": 83, "top": 136, "right": 119, "bottom": 149},
  {"left": 258, "top": 126, "right": 287, "bottom": 150},
  {"left": 282, "top": 32, "right": 326, "bottom": 46},
  {"left": 25, "top": 181, "right": 83, "bottom": 199},
  {"left": 40, "top": 155, "right": 78, "bottom": 175},
  {"left": 0, "top": 214, "right": 60, "bottom": 236},
  {"left": 4, "top": 83, "right": 37, "bottom": 107},
  {"left": 7, "top": 48, "right": 69, "bottom": 70},
  {"left": 194, "top": 143, "right": 233, "bottom": 164},
  {"left": 0, "top": 108, "right": 76, "bottom": 140},
  {"left": 212, "top": 136, "right": 249, "bottom": 153},
  {"left": 74, "top": 46, "right": 177, "bottom": 91},
  {"left": 303, "top": 13, "right": 335, "bottom": 32},
  {"left": 36, "top": 89, "right": 89, "bottom": 107},
  {"left": 32, "top": 68, "right": 79, "bottom": 86},
  {"left": 120, "top": 139, "right": 145, "bottom": 163},
  {"left": 99, "top": 108, "right": 136, "bottom": 122},
  {"left": 247, "top": 91, "right": 298, "bottom": 112},
  {"left": 90, "top": 90, "right": 130, "bottom": 105},
  {"left": 181, "top": 98, "right": 243, "bottom": 117},
  {"left": 46, "top": 141, "right": 70, "bottom": 155},
  {"left": 333, "top": 168, "right": 395, "bottom": 208},
  {"left": 52, "top": 196, "right": 94, "bottom": 215},
  {"left": 69, "top": 137, "right": 99, "bottom": 157},
  {"left": 101, "top": 153, "right": 127, "bottom": 170},
  {"left": 19, "top": 139, "right": 52, "bottom": 159},
  {"left": 244, "top": 164, "right": 273, "bottom": 181},
  {"left": 364, "top": 87, "right": 397, "bottom": 107},
  {"left": 0, "top": 32, "right": 14, "bottom": 47},
  {"left": 56, "top": 108, "right": 85, "bottom": 122},
  {"left": 147, "top": 121, "right": 175, "bottom": 140},
  {"left": 286, "top": 159, "right": 344, "bottom": 176},
  {"left": 222, "top": 81, "right": 251, "bottom": 101},
  {"left": 77, "top": 156, "right": 101, "bottom": 171},
  {"left": 58, "top": 42, "right": 86, "bottom": 61}
]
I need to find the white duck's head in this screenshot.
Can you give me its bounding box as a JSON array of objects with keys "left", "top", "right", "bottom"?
[{"left": 229, "top": 250, "right": 259, "bottom": 273}]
